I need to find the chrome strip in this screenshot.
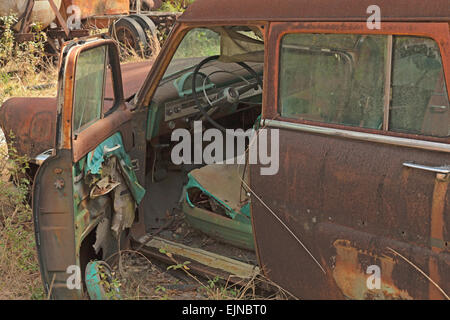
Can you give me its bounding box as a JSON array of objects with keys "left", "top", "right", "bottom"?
[
  {"left": 403, "top": 162, "right": 450, "bottom": 174},
  {"left": 262, "top": 119, "right": 450, "bottom": 153},
  {"left": 32, "top": 149, "right": 55, "bottom": 166}
]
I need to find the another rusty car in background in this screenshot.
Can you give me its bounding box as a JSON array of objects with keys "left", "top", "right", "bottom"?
[
  {"left": 0, "top": 0, "right": 178, "bottom": 58},
  {"left": 0, "top": 0, "right": 449, "bottom": 300}
]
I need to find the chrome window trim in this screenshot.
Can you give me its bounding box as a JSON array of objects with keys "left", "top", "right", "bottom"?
[{"left": 262, "top": 119, "right": 450, "bottom": 153}]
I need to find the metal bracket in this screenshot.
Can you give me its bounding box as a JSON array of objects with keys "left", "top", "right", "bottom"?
[{"left": 47, "top": 0, "right": 70, "bottom": 37}]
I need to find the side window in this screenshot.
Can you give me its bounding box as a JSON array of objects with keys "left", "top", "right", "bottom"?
[
  {"left": 279, "top": 33, "right": 449, "bottom": 139},
  {"left": 390, "top": 36, "right": 449, "bottom": 137},
  {"left": 279, "top": 34, "right": 387, "bottom": 129},
  {"left": 73, "top": 46, "right": 107, "bottom": 134}
]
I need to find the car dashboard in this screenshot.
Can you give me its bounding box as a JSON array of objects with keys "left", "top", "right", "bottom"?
[{"left": 151, "top": 59, "right": 263, "bottom": 125}]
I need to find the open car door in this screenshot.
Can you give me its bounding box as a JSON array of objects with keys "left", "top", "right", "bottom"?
[{"left": 32, "top": 38, "right": 145, "bottom": 299}]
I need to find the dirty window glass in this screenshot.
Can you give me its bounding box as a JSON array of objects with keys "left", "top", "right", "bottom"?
[
  {"left": 160, "top": 26, "right": 263, "bottom": 88},
  {"left": 389, "top": 36, "right": 450, "bottom": 137},
  {"left": 73, "top": 46, "right": 107, "bottom": 133},
  {"left": 173, "top": 28, "right": 220, "bottom": 59},
  {"left": 279, "top": 34, "right": 387, "bottom": 130}
]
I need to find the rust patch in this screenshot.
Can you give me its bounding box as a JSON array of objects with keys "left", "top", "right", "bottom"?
[
  {"left": 429, "top": 175, "right": 448, "bottom": 299},
  {"left": 332, "top": 239, "right": 413, "bottom": 300},
  {"left": 63, "top": 0, "right": 129, "bottom": 19}
]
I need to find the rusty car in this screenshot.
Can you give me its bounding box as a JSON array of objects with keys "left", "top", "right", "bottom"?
[
  {"left": 0, "top": 0, "right": 449, "bottom": 300},
  {"left": 0, "top": 0, "right": 179, "bottom": 58}
]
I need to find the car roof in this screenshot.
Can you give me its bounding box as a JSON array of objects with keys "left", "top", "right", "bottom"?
[{"left": 179, "top": 0, "right": 450, "bottom": 23}]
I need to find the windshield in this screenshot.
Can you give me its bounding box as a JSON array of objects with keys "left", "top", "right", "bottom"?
[{"left": 161, "top": 27, "right": 264, "bottom": 83}]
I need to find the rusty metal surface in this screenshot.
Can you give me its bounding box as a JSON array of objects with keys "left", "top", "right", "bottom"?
[
  {"left": 62, "top": 0, "right": 129, "bottom": 20},
  {"left": 108, "top": 60, "right": 153, "bottom": 102},
  {"left": 256, "top": 24, "right": 450, "bottom": 300},
  {"left": 180, "top": 0, "right": 450, "bottom": 23},
  {"left": 250, "top": 128, "right": 450, "bottom": 299},
  {"left": 72, "top": 105, "right": 133, "bottom": 162},
  {"left": 32, "top": 149, "right": 78, "bottom": 299},
  {"left": 0, "top": 97, "right": 57, "bottom": 160}
]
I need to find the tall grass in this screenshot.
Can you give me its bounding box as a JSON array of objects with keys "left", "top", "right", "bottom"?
[
  {"left": 0, "top": 16, "right": 57, "bottom": 106},
  {"left": 0, "top": 15, "right": 55, "bottom": 300},
  {"left": 0, "top": 134, "right": 44, "bottom": 299}
]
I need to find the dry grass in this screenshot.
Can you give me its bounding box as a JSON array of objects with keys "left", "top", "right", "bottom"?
[
  {"left": 0, "top": 136, "right": 44, "bottom": 299},
  {"left": 0, "top": 17, "right": 55, "bottom": 300},
  {"left": 112, "top": 248, "right": 290, "bottom": 300}
]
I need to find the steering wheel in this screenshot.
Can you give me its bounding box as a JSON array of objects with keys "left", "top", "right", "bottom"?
[{"left": 192, "top": 55, "right": 262, "bottom": 132}]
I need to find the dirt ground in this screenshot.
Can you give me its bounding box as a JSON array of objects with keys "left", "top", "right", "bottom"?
[{"left": 114, "top": 252, "right": 208, "bottom": 300}]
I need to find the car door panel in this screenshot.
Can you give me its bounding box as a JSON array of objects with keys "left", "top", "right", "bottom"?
[
  {"left": 250, "top": 21, "right": 450, "bottom": 300},
  {"left": 33, "top": 149, "right": 78, "bottom": 299},
  {"left": 250, "top": 126, "right": 450, "bottom": 299},
  {"left": 72, "top": 105, "right": 133, "bottom": 162},
  {"left": 32, "top": 39, "right": 144, "bottom": 299}
]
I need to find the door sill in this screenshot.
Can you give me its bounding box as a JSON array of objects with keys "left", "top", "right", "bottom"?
[{"left": 133, "top": 236, "right": 260, "bottom": 282}]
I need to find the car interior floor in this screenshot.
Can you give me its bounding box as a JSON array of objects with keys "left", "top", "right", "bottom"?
[{"left": 141, "top": 104, "right": 261, "bottom": 266}]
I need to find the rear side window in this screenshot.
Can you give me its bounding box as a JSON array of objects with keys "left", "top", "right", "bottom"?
[
  {"left": 390, "top": 37, "right": 449, "bottom": 137},
  {"left": 279, "top": 34, "right": 449, "bottom": 138},
  {"left": 279, "top": 34, "right": 387, "bottom": 130}
]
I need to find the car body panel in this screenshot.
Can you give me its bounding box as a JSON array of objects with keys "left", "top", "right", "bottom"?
[
  {"left": 33, "top": 149, "right": 79, "bottom": 299},
  {"left": 179, "top": 0, "right": 450, "bottom": 23},
  {"left": 250, "top": 126, "right": 450, "bottom": 299},
  {"left": 0, "top": 97, "right": 57, "bottom": 161},
  {"left": 63, "top": 0, "right": 130, "bottom": 20},
  {"left": 31, "top": 38, "right": 146, "bottom": 299},
  {"left": 248, "top": 21, "right": 450, "bottom": 300}
]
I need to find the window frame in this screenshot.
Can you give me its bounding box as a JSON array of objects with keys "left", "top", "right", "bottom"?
[{"left": 267, "top": 22, "right": 450, "bottom": 144}]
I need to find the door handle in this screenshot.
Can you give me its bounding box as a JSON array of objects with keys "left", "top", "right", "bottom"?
[
  {"left": 103, "top": 144, "right": 121, "bottom": 154},
  {"left": 403, "top": 162, "right": 450, "bottom": 178}
]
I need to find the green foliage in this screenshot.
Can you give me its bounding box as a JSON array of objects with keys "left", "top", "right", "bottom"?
[
  {"left": 154, "top": 285, "right": 169, "bottom": 300},
  {"left": 173, "top": 28, "right": 220, "bottom": 59},
  {"left": 0, "top": 15, "right": 47, "bottom": 72},
  {"left": 207, "top": 276, "right": 221, "bottom": 289},
  {"left": 0, "top": 15, "right": 16, "bottom": 63},
  {"left": 0, "top": 15, "right": 56, "bottom": 106},
  {"left": 159, "top": 0, "right": 195, "bottom": 12},
  {"left": 167, "top": 261, "right": 191, "bottom": 271},
  {"left": 30, "top": 286, "right": 45, "bottom": 300},
  {"left": 97, "top": 263, "right": 122, "bottom": 300}
]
